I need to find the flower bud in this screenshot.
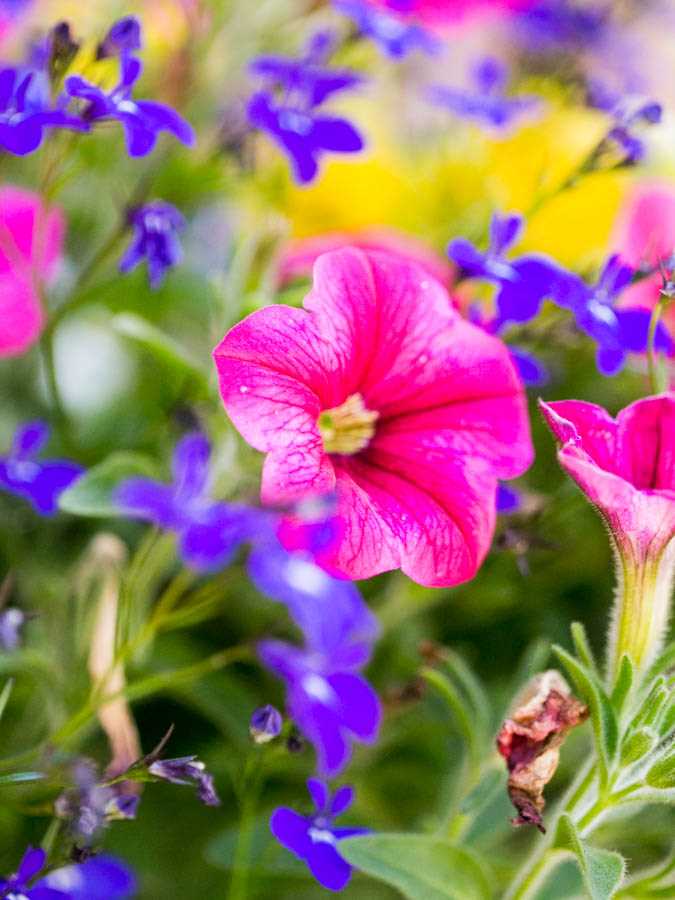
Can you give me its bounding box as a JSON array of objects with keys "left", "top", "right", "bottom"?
[{"left": 249, "top": 704, "right": 283, "bottom": 744}]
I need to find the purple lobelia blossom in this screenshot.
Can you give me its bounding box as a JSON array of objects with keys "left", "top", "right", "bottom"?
[
  {"left": 55, "top": 760, "right": 138, "bottom": 843},
  {"left": 428, "top": 58, "right": 542, "bottom": 133},
  {"left": 0, "top": 422, "right": 83, "bottom": 516},
  {"left": 247, "top": 32, "right": 364, "bottom": 183},
  {"left": 512, "top": 0, "right": 608, "bottom": 52},
  {"left": 553, "top": 254, "right": 674, "bottom": 375},
  {"left": 587, "top": 81, "right": 662, "bottom": 164},
  {"left": 496, "top": 483, "right": 522, "bottom": 514},
  {"left": 64, "top": 55, "right": 194, "bottom": 157},
  {"left": 115, "top": 432, "right": 261, "bottom": 571},
  {"left": 450, "top": 212, "right": 570, "bottom": 326},
  {"left": 0, "top": 607, "right": 25, "bottom": 650},
  {"left": 333, "top": 0, "right": 440, "bottom": 59},
  {"left": 148, "top": 756, "right": 220, "bottom": 806},
  {"left": 0, "top": 846, "right": 136, "bottom": 899},
  {"left": 119, "top": 202, "right": 185, "bottom": 288},
  {"left": 97, "top": 16, "right": 142, "bottom": 60},
  {"left": 254, "top": 532, "right": 381, "bottom": 776},
  {"left": 270, "top": 779, "right": 367, "bottom": 892},
  {"left": 0, "top": 65, "right": 88, "bottom": 155}
]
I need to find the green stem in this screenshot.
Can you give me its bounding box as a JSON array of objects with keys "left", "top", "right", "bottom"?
[
  {"left": 646, "top": 299, "right": 667, "bottom": 394},
  {"left": 228, "top": 754, "right": 265, "bottom": 900},
  {"left": 39, "top": 329, "right": 73, "bottom": 451}
]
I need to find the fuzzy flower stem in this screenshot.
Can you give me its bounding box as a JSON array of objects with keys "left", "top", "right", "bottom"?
[
  {"left": 646, "top": 299, "right": 667, "bottom": 394},
  {"left": 607, "top": 537, "right": 675, "bottom": 685}
]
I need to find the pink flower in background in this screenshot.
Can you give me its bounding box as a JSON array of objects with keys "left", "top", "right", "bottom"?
[
  {"left": 277, "top": 228, "right": 454, "bottom": 290},
  {"left": 214, "top": 247, "right": 532, "bottom": 587},
  {"left": 0, "top": 186, "right": 64, "bottom": 357},
  {"left": 540, "top": 396, "right": 675, "bottom": 675},
  {"left": 613, "top": 182, "right": 675, "bottom": 335},
  {"left": 369, "top": 0, "right": 537, "bottom": 27}
]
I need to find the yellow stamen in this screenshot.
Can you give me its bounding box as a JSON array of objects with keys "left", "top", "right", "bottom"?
[{"left": 318, "top": 393, "right": 379, "bottom": 455}]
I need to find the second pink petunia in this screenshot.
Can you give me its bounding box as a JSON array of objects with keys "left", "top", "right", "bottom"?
[{"left": 213, "top": 248, "right": 533, "bottom": 587}]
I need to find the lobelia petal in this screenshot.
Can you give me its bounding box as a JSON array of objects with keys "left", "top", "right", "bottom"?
[
  {"left": 121, "top": 114, "right": 158, "bottom": 157},
  {"left": 270, "top": 807, "right": 313, "bottom": 858},
  {"left": 305, "top": 840, "right": 353, "bottom": 892},
  {"left": 27, "top": 461, "right": 83, "bottom": 515},
  {"left": 307, "top": 777, "right": 329, "bottom": 812},
  {"left": 328, "top": 671, "right": 381, "bottom": 741},
  {"left": 171, "top": 432, "right": 211, "bottom": 502},
  {"left": 133, "top": 100, "right": 195, "bottom": 145},
  {"left": 114, "top": 478, "right": 178, "bottom": 529},
  {"left": 330, "top": 785, "right": 354, "bottom": 817},
  {"left": 310, "top": 115, "right": 364, "bottom": 152},
  {"left": 12, "top": 420, "right": 49, "bottom": 457}
]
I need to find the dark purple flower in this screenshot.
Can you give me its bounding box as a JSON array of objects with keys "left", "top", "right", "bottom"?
[
  {"left": 64, "top": 56, "right": 194, "bottom": 157},
  {"left": 496, "top": 483, "right": 521, "bottom": 514},
  {"left": 270, "top": 779, "right": 367, "bottom": 892},
  {"left": 588, "top": 82, "right": 662, "bottom": 164},
  {"left": 0, "top": 846, "right": 136, "bottom": 899},
  {"left": 333, "top": 0, "right": 440, "bottom": 59},
  {"left": 0, "top": 422, "right": 83, "bottom": 516},
  {"left": 97, "top": 17, "right": 142, "bottom": 60},
  {"left": 428, "top": 58, "right": 542, "bottom": 132},
  {"left": 55, "top": 760, "right": 137, "bottom": 842},
  {"left": 148, "top": 755, "right": 220, "bottom": 806},
  {"left": 115, "top": 432, "right": 262, "bottom": 571},
  {"left": 0, "top": 607, "right": 25, "bottom": 650},
  {"left": 119, "top": 202, "right": 185, "bottom": 289},
  {"left": 512, "top": 0, "right": 608, "bottom": 52},
  {"left": 450, "top": 213, "right": 567, "bottom": 326},
  {"left": 0, "top": 66, "right": 87, "bottom": 155},
  {"left": 250, "top": 704, "right": 283, "bottom": 744},
  {"left": 247, "top": 33, "right": 365, "bottom": 184}
]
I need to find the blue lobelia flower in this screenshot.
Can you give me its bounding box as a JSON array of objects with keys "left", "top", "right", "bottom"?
[
  {"left": 0, "top": 422, "right": 83, "bottom": 515},
  {"left": 254, "top": 536, "right": 381, "bottom": 776},
  {"left": 114, "top": 432, "right": 262, "bottom": 571},
  {"left": 270, "top": 779, "right": 367, "bottom": 892},
  {"left": 118, "top": 201, "right": 186, "bottom": 289},
  {"left": 0, "top": 846, "right": 136, "bottom": 899},
  {"left": 450, "top": 212, "right": 568, "bottom": 327},
  {"left": 247, "top": 32, "right": 364, "bottom": 183},
  {"left": 554, "top": 254, "right": 674, "bottom": 375},
  {"left": 333, "top": 0, "right": 440, "bottom": 59},
  {"left": 97, "top": 16, "right": 142, "bottom": 60},
  {"left": 64, "top": 55, "right": 194, "bottom": 157},
  {"left": 512, "top": 0, "right": 609, "bottom": 52},
  {"left": 428, "top": 58, "right": 542, "bottom": 133},
  {"left": 0, "top": 65, "right": 88, "bottom": 155},
  {"left": 587, "top": 81, "right": 662, "bottom": 164},
  {"left": 148, "top": 755, "right": 220, "bottom": 806},
  {"left": 496, "top": 483, "right": 522, "bottom": 515}
]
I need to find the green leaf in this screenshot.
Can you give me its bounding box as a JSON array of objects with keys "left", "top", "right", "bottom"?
[
  {"left": 620, "top": 728, "right": 656, "bottom": 765},
  {"left": 553, "top": 646, "right": 618, "bottom": 786},
  {"left": 556, "top": 814, "right": 625, "bottom": 900},
  {"left": 459, "top": 767, "right": 502, "bottom": 816},
  {"left": 645, "top": 753, "right": 675, "bottom": 789},
  {"left": 572, "top": 622, "right": 598, "bottom": 676},
  {"left": 422, "top": 667, "right": 481, "bottom": 767},
  {"left": 0, "top": 678, "right": 13, "bottom": 722},
  {"left": 610, "top": 655, "right": 633, "bottom": 714},
  {"left": 59, "top": 452, "right": 159, "bottom": 517},
  {"left": 0, "top": 771, "right": 45, "bottom": 785},
  {"left": 645, "top": 641, "right": 675, "bottom": 682},
  {"left": 440, "top": 649, "right": 491, "bottom": 737},
  {"left": 339, "top": 834, "right": 491, "bottom": 900},
  {"left": 111, "top": 313, "right": 210, "bottom": 394}
]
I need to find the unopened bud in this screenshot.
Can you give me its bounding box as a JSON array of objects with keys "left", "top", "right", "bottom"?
[{"left": 249, "top": 705, "right": 283, "bottom": 744}]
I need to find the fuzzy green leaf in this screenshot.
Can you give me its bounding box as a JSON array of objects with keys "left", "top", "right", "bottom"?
[
  {"left": 620, "top": 728, "right": 656, "bottom": 765},
  {"left": 610, "top": 655, "right": 633, "bottom": 714},
  {"left": 421, "top": 667, "right": 481, "bottom": 766},
  {"left": 59, "top": 452, "right": 159, "bottom": 517},
  {"left": 553, "top": 646, "right": 618, "bottom": 786},
  {"left": 339, "top": 834, "right": 491, "bottom": 900},
  {"left": 572, "top": 622, "right": 598, "bottom": 676},
  {"left": 645, "top": 753, "right": 675, "bottom": 789},
  {"left": 557, "top": 814, "right": 625, "bottom": 899}
]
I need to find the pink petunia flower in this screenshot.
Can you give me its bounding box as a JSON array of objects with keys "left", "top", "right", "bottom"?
[
  {"left": 214, "top": 247, "right": 533, "bottom": 587},
  {"left": 540, "top": 395, "right": 675, "bottom": 678},
  {"left": 277, "top": 228, "right": 454, "bottom": 290},
  {"left": 0, "top": 185, "right": 64, "bottom": 357},
  {"left": 367, "top": 0, "right": 537, "bottom": 28},
  {"left": 612, "top": 181, "right": 675, "bottom": 337}
]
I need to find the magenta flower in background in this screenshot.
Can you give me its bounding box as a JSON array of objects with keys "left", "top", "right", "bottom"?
[
  {"left": 0, "top": 846, "right": 136, "bottom": 899},
  {"left": 369, "top": 0, "right": 537, "bottom": 27},
  {"left": 64, "top": 55, "right": 195, "bottom": 157},
  {"left": 0, "top": 185, "right": 64, "bottom": 357},
  {"left": 215, "top": 247, "right": 533, "bottom": 587},
  {"left": 119, "top": 201, "right": 185, "bottom": 288},
  {"left": 0, "top": 421, "right": 83, "bottom": 515},
  {"left": 540, "top": 395, "right": 675, "bottom": 677},
  {"left": 271, "top": 779, "right": 367, "bottom": 891}
]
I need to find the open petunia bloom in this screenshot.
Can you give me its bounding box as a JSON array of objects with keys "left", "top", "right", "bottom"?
[
  {"left": 270, "top": 779, "right": 367, "bottom": 892},
  {"left": 540, "top": 395, "right": 675, "bottom": 679},
  {"left": 0, "top": 421, "right": 83, "bottom": 515},
  {"left": 215, "top": 247, "right": 533, "bottom": 587},
  {"left": 0, "top": 185, "right": 65, "bottom": 357},
  {"left": 0, "top": 846, "right": 136, "bottom": 899}
]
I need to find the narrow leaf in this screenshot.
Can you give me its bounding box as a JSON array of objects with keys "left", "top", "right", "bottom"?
[
  {"left": 572, "top": 622, "right": 598, "bottom": 676},
  {"left": 557, "top": 814, "right": 625, "bottom": 900},
  {"left": 339, "top": 834, "right": 491, "bottom": 900},
  {"left": 0, "top": 678, "right": 14, "bottom": 722},
  {"left": 59, "top": 452, "right": 159, "bottom": 517},
  {"left": 620, "top": 727, "right": 656, "bottom": 765},
  {"left": 0, "top": 771, "right": 45, "bottom": 785},
  {"left": 646, "top": 753, "right": 675, "bottom": 789},
  {"left": 609, "top": 655, "right": 633, "bottom": 714},
  {"left": 422, "top": 667, "right": 480, "bottom": 766}
]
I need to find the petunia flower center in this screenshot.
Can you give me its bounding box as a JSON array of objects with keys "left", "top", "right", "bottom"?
[{"left": 317, "top": 393, "right": 379, "bottom": 455}]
